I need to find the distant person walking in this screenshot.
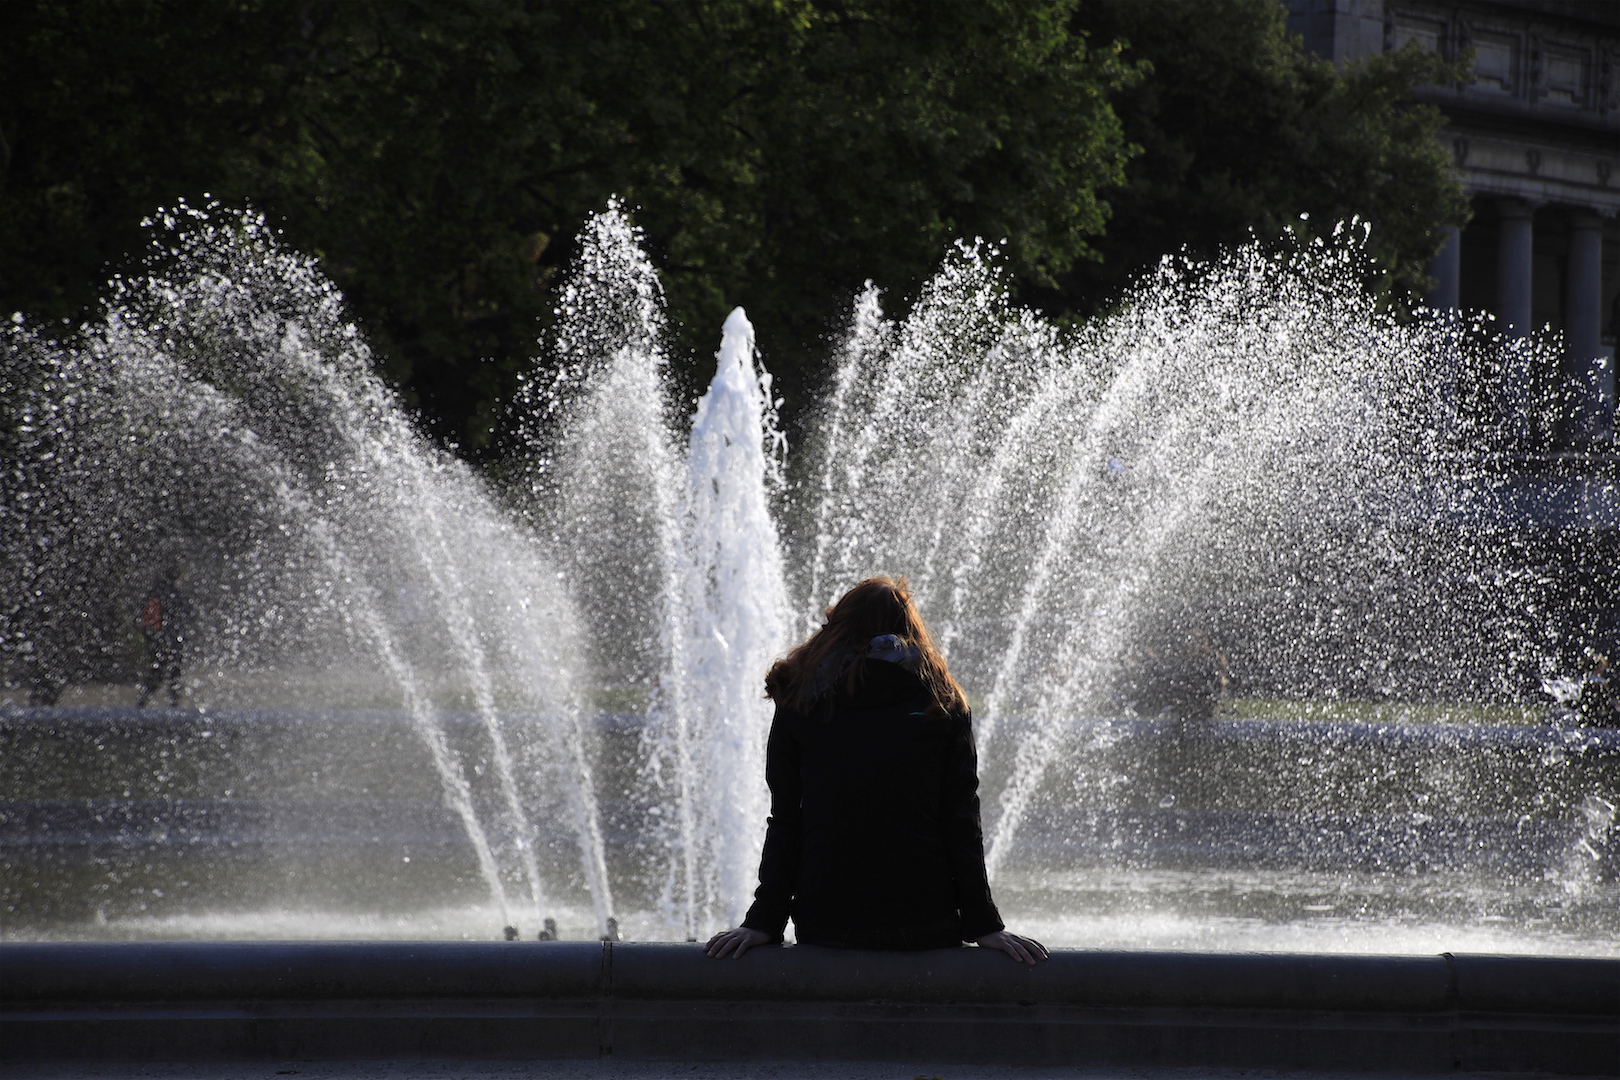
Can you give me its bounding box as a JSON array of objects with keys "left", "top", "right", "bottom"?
[
  {"left": 705, "top": 576, "right": 1047, "bottom": 965},
  {"left": 137, "top": 566, "right": 191, "bottom": 708}
]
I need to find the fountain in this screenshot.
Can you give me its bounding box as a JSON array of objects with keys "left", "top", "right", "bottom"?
[{"left": 1, "top": 201, "right": 1616, "bottom": 957}]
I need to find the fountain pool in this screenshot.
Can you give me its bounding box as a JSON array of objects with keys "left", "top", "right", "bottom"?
[{"left": 1, "top": 202, "right": 1616, "bottom": 955}]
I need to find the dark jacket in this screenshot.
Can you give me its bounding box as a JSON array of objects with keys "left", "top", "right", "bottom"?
[{"left": 740, "top": 658, "right": 1004, "bottom": 949}]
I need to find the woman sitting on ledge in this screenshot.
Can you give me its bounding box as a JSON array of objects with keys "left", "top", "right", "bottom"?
[{"left": 705, "top": 576, "right": 1047, "bottom": 965}]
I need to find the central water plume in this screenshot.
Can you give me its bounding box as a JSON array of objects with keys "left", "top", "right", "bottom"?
[
  {"left": 528, "top": 206, "right": 789, "bottom": 939},
  {"left": 660, "top": 308, "right": 791, "bottom": 933}
]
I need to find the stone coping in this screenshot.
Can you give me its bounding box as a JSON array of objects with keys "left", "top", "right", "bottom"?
[
  {"left": 3, "top": 941, "right": 1618, "bottom": 1015},
  {"left": 2, "top": 942, "right": 1617, "bottom": 1071}
]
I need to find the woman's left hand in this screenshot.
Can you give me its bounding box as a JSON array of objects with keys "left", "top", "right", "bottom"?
[
  {"left": 974, "top": 930, "right": 1049, "bottom": 966},
  {"left": 704, "top": 926, "right": 771, "bottom": 959}
]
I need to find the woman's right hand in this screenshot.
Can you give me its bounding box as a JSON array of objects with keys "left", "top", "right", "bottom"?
[
  {"left": 974, "top": 930, "right": 1049, "bottom": 966},
  {"left": 704, "top": 926, "right": 771, "bottom": 959}
]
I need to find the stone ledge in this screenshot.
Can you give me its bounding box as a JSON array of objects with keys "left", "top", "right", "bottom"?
[{"left": 1, "top": 942, "right": 1615, "bottom": 1073}]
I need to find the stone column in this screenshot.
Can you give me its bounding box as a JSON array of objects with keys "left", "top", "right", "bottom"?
[
  {"left": 1567, "top": 212, "right": 1604, "bottom": 364},
  {"left": 1565, "top": 211, "right": 1608, "bottom": 443},
  {"left": 1496, "top": 199, "right": 1535, "bottom": 336},
  {"left": 1428, "top": 225, "right": 1461, "bottom": 311}
]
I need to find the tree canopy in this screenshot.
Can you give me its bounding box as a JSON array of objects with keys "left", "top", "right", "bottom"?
[
  {"left": 1, "top": 0, "right": 1466, "bottom": 453},
  {"left": 1056, "top": 0, "right": 1469, "bottom": 315}
]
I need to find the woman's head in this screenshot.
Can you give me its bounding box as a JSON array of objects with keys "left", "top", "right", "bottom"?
[
  {"left": 820, "top": 577, "right": 922, "bottom": 642},
  {"left": 765, "top": 576, "right": 968, "bottom": 716}
]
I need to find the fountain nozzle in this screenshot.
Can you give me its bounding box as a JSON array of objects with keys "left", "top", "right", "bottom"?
[
  {"left": 600, "top": 916, "right": 621, "bottom": 942},
  {"left": 537, "top": 917, "right": 557, "bottom": 941},
  {"left": 502, "top": 925, "right": 519, "bottom": 941}
]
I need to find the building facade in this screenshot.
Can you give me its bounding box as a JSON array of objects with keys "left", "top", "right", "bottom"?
[{"left": 1287, "top": 0, "right": 1620, "bottom": 444}]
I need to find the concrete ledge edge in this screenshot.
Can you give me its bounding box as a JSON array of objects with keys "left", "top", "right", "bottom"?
[{"left": 1, "top": 942, "right": 1615, "bottom": 1072}]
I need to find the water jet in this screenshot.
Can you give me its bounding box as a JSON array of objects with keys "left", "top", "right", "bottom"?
[{"left": 0, "top": 201, "right": 1616, "bottom": 961}]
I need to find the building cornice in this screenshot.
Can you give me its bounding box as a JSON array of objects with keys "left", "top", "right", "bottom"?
[{"left": 1446, "top": 125, "right": 1620, "bottom": 213}]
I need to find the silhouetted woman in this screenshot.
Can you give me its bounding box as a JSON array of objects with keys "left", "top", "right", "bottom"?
[{"left": 705, "top": 576, "right": 1047, "bottom": 965}]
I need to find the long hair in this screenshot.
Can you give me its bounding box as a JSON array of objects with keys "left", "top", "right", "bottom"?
[{"left": 765, "top": 576, "right": 968, "bottom": 716}]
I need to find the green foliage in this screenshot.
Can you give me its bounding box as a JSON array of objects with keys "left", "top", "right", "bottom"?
[
  {"left": 1052, "top": 0, "right": 1469, "bottom": 316},
  {"left": 0, "top": 0, "right": 1466, "bottom": 451},
  {"left": 0, "top": 0, "right": 1139, "bottom": 451}
]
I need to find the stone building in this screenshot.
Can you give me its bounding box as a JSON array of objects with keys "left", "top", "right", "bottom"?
[{"left": 1286, "top": 0, "right": 1620, "bottom": 445}]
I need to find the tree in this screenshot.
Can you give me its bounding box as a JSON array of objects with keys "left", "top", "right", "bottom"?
[
  {"left": 1, "top": 1, "right": 1467, "bottom": 448},
  {"left": 1046, "top": 0, "right": 1469, "bottom": 318},
  {"left": 0, "top": 0, "right": 1141, "bottom": 451}
]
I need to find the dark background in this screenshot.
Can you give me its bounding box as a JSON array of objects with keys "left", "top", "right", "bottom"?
[{"left": 1, "top": 0, "right": 1468, "bottom": 455}]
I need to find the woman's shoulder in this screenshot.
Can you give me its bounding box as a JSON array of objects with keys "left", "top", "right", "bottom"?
[{"left": 770, "top": 696, "right": 813, "bottom": 726}]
